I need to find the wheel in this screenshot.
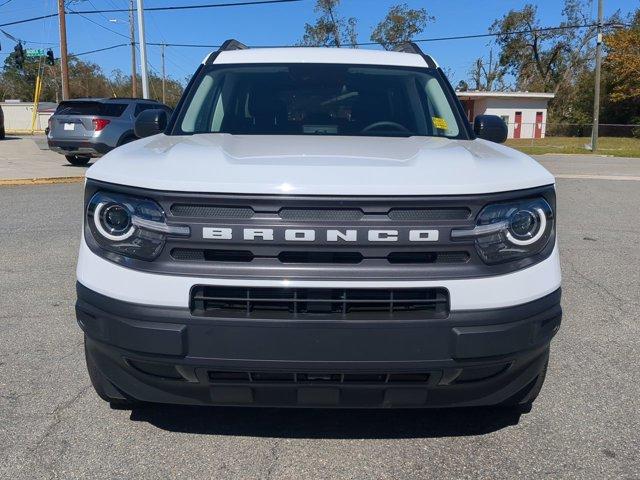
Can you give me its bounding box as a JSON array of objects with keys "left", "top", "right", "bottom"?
[
  {"left": 84, "top": 337, "right": 136, "bottom": 409},
  {"left": 65, "top": 155, "right": 91, "bottom": 166},
  {"left": 0, "top": 126, "right": 5, "bottom": 140},
  {"left": 501, "top": 358, "right": 549, "bottom": 412},
  {"left": 118, "top": 135, "right": 136, "bottom": 146}
]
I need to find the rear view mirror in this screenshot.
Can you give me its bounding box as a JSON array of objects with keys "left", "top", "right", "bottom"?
[
  {"left": 134, "top": 109, "right": 168, "bottom": 138},
  {"left": 473, "top": 115, "right": 508, "bottom": 144}
]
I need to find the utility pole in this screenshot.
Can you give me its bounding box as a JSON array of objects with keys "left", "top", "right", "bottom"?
[
  {"left": 57, "top": 0, "right": 69, "bottom": 100},
  {"left": 136, "top": 0, "right": 150, "bottom": 99},
  {"left": 129, "top": 0, "right": 138, "bottom": 97},
  {"left": 161, "top": 44, "right": 166, "bottom": 104},
  {"left": 591, "top": 0, "right": 603, "bottom": 152}
]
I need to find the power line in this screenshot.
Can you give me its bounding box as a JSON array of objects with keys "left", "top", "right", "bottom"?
[
  {"left": 68, "top": 8, "right": 130, "bottom": 39},
  {"left": 75, "top": 43, "right": 129, "bottom": 56},
  {"left": 145, "top": 22, "right": 628, "bottom": 49},
  {"left": 73, "top": 0, "right": 302, "bottom": 13},
  {"left": 0, "top": 0, "right": 303, "bottom": 27},
  {"left": 0, "top": 13, "right": 58, "bottom": 28}
]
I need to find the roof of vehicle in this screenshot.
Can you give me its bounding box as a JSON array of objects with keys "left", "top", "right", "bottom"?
[{"left": 204, "top": 39, "right": 438, "bottom": 68}]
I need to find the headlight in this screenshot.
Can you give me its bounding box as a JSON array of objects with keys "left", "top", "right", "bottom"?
[
  {"left": 451, "top": 197, "right": 554, "bottom": 264},
  {"left": 86, "top": 191, "right": 189, "bottom": 260}
]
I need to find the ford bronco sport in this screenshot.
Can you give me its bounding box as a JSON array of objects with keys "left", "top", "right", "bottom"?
[{"left": 76, "top": 40, "right": 561, "bottom": 410}]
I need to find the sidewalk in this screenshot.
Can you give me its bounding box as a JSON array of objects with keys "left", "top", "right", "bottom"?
[{"left": 0, "top": 135, "right": 91, "bottom": 185}]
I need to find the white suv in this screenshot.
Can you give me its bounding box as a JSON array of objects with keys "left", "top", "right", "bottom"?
[{"left": 76, "top": 40, "right": 561, "bottom": 410}]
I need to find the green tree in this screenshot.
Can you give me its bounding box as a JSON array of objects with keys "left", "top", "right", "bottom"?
[
  {"left": 300, "top": 0, "right": 358, "bottom": 47},
  {"left": 488, "top": 0, "right": 623, "bottom": 123},
  {"left": 489, "top": 0, "right": 616, "bottom": 94},
  {"left": 371, "top": 3, "right": 433, "bottom": 50},
  {"left": 1, "top": 52, "right": 183, "bottom": 106},
  {"left": 604, "top": 10, "right": 640, "bottom": 102}
]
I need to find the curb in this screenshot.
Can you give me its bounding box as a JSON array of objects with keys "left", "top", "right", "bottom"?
[{"left": 0, "top": 176, "right": 84, "bottom": 186}]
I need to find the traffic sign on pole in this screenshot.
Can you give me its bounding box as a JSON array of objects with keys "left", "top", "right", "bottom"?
[{"left": 26, "top": 48, "right": 45, "bottom": 57}]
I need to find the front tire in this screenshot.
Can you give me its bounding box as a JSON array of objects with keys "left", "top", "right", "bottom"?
[
  {"left": 84, "top": 337, "right": 136, "bottom": 409},
  {"left": 0, "top": 126, "right": 5, "bottom": 140},
  {"left": 65, "top": 155, "right": 91, "bottom": 166}
]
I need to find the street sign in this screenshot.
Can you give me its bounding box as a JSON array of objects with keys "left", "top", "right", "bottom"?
[{"left": 25, "top": 48, "right": 45, "bottom": 58}]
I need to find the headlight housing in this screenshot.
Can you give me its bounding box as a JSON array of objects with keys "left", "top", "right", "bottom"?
[
  {"left": 452, "top": 197, "right": 554, "bottom": 264},
  {"left": 86, "top": 191, "right": 189, "bottom": 261}
]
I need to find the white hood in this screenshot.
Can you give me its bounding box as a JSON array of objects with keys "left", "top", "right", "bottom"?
[{"left": 86, "top": 134, "right": 555, "bottom": 195}]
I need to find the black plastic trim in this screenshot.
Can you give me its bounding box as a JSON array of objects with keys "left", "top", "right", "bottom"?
[
  {"left": 164, "top": 64, "right": 204, "bottom": 134},
  {"left": 77, "top": 282, "right": 561, "bottom": 360},
  {"left": 48, "top": 140, "right": 113, "bottom": 155},
  {"left": 77, "top": 283, "right": 560, "bottom": 406}
]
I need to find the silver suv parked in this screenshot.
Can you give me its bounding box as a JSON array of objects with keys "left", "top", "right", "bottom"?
[{"left": 47, "top": 98, "right": 172, "bottom": 165}]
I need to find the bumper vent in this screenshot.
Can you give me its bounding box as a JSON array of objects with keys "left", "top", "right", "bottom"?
[
  {"left": 208, "top": 371, "right": 430, "bottom": 384},
  {"left": 190, "top": 286, "right": 449, "bottom": 320}
]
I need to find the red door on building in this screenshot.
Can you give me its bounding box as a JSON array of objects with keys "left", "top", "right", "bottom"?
[
  {"left": 534, "top": 111, "right": 543, "bottom": 139},
  {"left": 514, "top": 111, "right": 522, "bottom": 139}
]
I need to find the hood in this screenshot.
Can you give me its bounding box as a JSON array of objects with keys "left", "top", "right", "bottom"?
[{"left": 86, "top": 134, "right": 555, "bottom": 195}]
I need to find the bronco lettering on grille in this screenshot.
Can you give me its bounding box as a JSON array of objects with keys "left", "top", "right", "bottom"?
[{"left": 202, "top": 228, "right": 439, "bottom": 242}]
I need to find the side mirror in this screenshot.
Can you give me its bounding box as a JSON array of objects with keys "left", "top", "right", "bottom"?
[
  {"left": 473, "top": 115, "right": 508, "bottom": 144},
  {"left": 134, "top": 109, "right": 168, "bottom": 138}
]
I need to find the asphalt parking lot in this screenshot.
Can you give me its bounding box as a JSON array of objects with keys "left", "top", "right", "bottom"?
[{"left": 0, "top": 150, "right": 639, "bottom": 479}]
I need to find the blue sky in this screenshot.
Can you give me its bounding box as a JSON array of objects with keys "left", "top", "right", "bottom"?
[{"left": 1, "top": 0, "right": 637, "bottom": 85}]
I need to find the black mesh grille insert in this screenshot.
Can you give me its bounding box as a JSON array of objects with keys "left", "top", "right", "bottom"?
[
  {"left": 387, "top": 251, "right": 470, "bottom": 264},
  {"left": 388, "top": 208, "right": 471, "bottom": 221},
  {"left": 172, "top": 249, "right": 468, "bottom": 265},
  {"left": 170, "top": 204, "right": 254, "bottom": 218},
  {"left": 278, "top": 208, "right": 365, "bottom": 221},
  {"left": 172, "top": 248, "right": 254, "bottom": 262},
  {"left": 278, "top": 251, "right": 364, "bottom": 264},
  {"left": 208, "top": 371, "right": 430, "bottom": 385},
  {"left": 191, "top": 286, "right": 449, "bottom": 319}
]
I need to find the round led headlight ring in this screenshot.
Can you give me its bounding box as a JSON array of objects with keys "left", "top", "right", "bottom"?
[
  {"left": 93, "top": 202, "right": 135, "bottom": 241},
  {"left": 505, "top": 207, "right": 547, "bottom": 246}
]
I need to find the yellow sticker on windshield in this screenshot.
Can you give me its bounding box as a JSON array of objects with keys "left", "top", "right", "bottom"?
[{"left": 432, "top": 117, "right": 448, "bottom": 130}]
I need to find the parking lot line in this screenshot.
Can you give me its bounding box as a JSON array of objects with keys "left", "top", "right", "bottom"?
[
  {"left": 554, "top": 174, "right": 640, "bottom": 181},
  {"left": 0, "top": 176, "right": 84, "bottom": 186}
]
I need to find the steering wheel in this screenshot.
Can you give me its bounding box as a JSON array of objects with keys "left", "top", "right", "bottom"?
[{"left": 361, "top": 121, "right": 412, "bottom": 134}]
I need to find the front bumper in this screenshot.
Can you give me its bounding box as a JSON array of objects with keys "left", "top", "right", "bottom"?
[
  {"left": 48, "top": 139, "right": 112, "bottom": 157},
  {"left": 77, "top": 283, "right": 561, "bottom": 408}
]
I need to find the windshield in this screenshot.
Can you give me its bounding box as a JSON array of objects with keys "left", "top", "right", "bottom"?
[
  {"left": 55, "top": 101, "right": 127, "bottom": 117},
  {"left": 177, "top": 64, "right": 463, "bottom": 138}
]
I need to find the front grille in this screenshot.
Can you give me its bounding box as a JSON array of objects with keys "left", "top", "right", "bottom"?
[
  {"left": 170, "top": 202, "right": 470, "bottom": 222},
  {"left": 278, "top": 208, "right": 364, "bottom": 221},
  {"left": 208, "top": 371, "right": 430, "bottom": 384},
  {"left": 170, "top": 204, "right": 254, "bottom": 218},
  {"left": 190, "top": 286, "right": 449, "bottom": 319},
  {"left": 172, "top": 248, "right": 469, "bottom": 265},
  {"left": 388, "top": 208, "right": 471, "bottom": 221}
]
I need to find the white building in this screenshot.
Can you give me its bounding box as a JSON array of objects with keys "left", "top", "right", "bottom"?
[
  {"left": 1, "top": 101, "right": 57, "bottom": 133},
  {"left": 456, "top": 91, "right": 555, "bottom": 139}
]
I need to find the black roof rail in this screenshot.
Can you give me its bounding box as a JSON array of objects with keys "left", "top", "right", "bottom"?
[
  {"left": 205, "top": 39, "right": 248, "bottom": 64},
  {"left": 393, "top": 42, "right": 437, "bottom": 69},
  {"left": 220, "top": 39, "right": 249, "bottom": 52}
]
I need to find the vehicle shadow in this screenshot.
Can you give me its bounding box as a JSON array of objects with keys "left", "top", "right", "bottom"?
[
  {"left": 129, "top": 405, "right": 523, "bottom": 439},
  {"left": 62, "top": 163, "right": 94, "bottom": 168}
]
